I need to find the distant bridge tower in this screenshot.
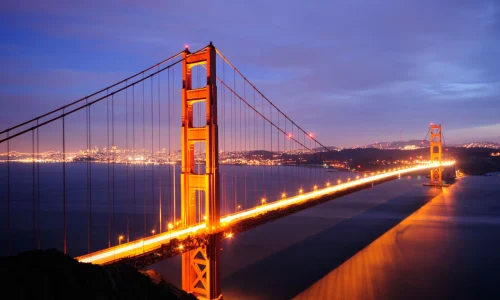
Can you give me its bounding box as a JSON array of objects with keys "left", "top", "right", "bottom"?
[
  {"left": 429, "top": 124, "right": 443, "bottom": 185},
  {"left": 181, "top": 43, "right": 222, "bottom": 300}
]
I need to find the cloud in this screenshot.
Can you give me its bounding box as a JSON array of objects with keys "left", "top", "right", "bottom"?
[
  {"left": 1, "top": 0, "right": 499, "bottom": 147},
  {"left": 447, "top": 123, "right": 500, "bottom": 143}
]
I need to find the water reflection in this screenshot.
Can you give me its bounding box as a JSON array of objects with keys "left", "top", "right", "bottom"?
[{"left": 294, "top": 176, "right": 500, "bottom": 300}]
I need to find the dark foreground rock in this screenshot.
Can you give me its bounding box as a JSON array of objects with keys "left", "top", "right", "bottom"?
[{"left": 0, "top": 249, "right": 197, "bottom": 300}]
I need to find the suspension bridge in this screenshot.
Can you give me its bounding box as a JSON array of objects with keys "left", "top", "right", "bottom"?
[{"left": 0, "top": 43, "right": 455, "bottom": 299}]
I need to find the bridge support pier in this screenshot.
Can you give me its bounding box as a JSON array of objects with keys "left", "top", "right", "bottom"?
[{"left": 180, "top": 43, "right": 222, "bottom": 300}]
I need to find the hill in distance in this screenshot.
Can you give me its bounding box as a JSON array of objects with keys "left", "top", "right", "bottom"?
[{"left": 353, "top": 140, "right": 500, "bottom": 150}]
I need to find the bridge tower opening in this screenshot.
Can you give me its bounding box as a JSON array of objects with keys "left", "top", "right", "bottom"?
[
  {"left": 181, "top": 43, "right": 222, "bottom": 300},
  {"left": 429, "top": 124, "right": 443, "bottom": 186}
]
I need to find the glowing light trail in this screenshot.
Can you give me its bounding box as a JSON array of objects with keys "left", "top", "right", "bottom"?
[{"left": 77, "top": 162, "right": 454, "bottom": 264}]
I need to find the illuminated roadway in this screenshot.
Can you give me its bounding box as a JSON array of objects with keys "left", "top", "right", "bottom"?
[{"left": 77, "top": 162, "right": 455, "bottom": 265}]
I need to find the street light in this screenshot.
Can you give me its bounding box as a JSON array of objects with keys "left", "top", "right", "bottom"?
[
  {"left": 237, "top": 205, "right": 241, "bottom": 210},
  {"left": 118, "top": 235, "right": 124, "bottom": 245},
  {"left": 313, "top": 185, "right": 318, "bottom": 190},
  {"left": 281, "top": 193, "right": 286, "bottom": 199},
  {"left": 151, "top": 229, "right": 155, "bottom": 235},
  {"left": 298, "top": 188, "right": 303, "bottom": 194},
  {"left": 261, "top": 198, "right": 266, "bottom": 204},
  {"left": 168, "top": 223, "right": 173, "bottom": 230}
]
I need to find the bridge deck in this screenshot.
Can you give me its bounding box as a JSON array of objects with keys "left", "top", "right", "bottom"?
[{"left": 76, "top": 162, "right": 454, "bottom": 265}]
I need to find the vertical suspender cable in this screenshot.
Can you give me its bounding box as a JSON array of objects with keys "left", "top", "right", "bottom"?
[
  {"left": 158, "top": 71, "right": 162, "bottom": 233},
  {"left": 278, "top": 113, "right": 280, "bottom": 197},
  {"left": 143, "top": 73, "right": 146, "bottom": 237},
  {"left": 222, "top": 62, "right": 226, "bottom": 215},
  {"left": 106, "top": 93, "right": 110, "bottom": 248},
  {"left": 32, "top": 130, "right": 35, "bottom": 249},
  {"left": 37, "top": 121, "right": 40, "bottom": 249},
  {"left": 239, "top": 77, "right": 243, "bottom": 209},
  {"left": 86, "top": 99, "right": 91, "bottom": 252},
  {"left": 283, "top": 118, "right": 289, "bottom": 193},
  {"left": 89, "top": 102, "right": 93, "bottom": 252},
  {"left": 172, "top": 66, "right": 176, "bottom": 226},
  {"left": 262, "top": 95, "right": 265, "bottom": 200},
  {"left": 126, "top": 83, "right": 130, "bottom": 242},
  {"left": 151, "top": 77, "right": 155, "bottom": 232},
  {"left": 167, "top": 70, "right": 171, "bottom": 223},
  {"left": 133, "top": 85, "right": 136, "bottom": 239},
  {"left": 253, "top": 88, "right": 256, "bottom": 206},
  {"left": 231, "top": 68, "right": 235, "bottom": 212},
  {"left": 7, "top": 131, "right": 10, "bottom": 255},
  {"left": 62, "top": 111, "right": 67, "bottom": 254},
  {"left": 269, "top": 104, "right": 272, "bottom": 200},
  {"left": 244, "top": 82, "right": 247, "bottom": 209},
  {"left": 112, "top": 94, "right": 115, "bottom": 241},
  {"left": 197, "top": 68, "right": 201, "bottom": 222}
]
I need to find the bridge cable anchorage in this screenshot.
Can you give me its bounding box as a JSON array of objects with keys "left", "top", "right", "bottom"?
[{"left": 0, "top": 51, "right": 184, "bottom": 136}]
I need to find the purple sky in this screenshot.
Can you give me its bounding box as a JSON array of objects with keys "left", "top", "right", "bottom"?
[{"left": 1, "top": 0, "right": 499, "bottom": 148}]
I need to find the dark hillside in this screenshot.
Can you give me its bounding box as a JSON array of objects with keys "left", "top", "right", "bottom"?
[{"left": 1, "top": 249, "right": 196, "bottom": 300}]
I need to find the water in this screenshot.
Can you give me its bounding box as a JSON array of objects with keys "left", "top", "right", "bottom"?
[
  {"left": 0, "top": 162, "right": 344, "bottom": 256},
  {"left": 3, "top": 164, "right": 499, "bottom": 299},
  {"left": 294, "top": 175, "right": 500, "bottom": 300},
  {"left": 147, "top": 175, "right": 500, "bottom": 299}
]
